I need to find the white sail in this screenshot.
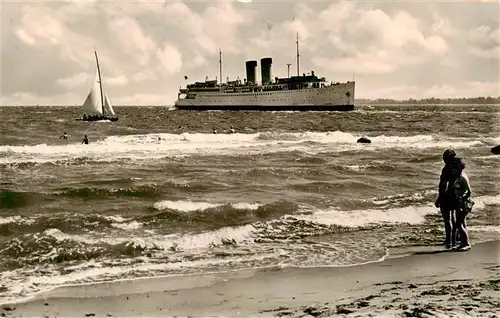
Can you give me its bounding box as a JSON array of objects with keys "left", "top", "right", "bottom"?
[
  {"left": 103, "top": 93, "right": 116, "bottom": 116},
  {"left": 80, "top": 50, "right": 118, "bottom": 120},
  {"left": 81, "top": 72, "right": 103, "bottom": 115}
]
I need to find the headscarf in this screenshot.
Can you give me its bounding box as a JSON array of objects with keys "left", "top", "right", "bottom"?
[{"left": 443, "top": 149, "right": 456, "bottom": 164}]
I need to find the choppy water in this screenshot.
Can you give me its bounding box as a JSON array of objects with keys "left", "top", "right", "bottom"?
[{"left": 0, "top": 104, "right": 499, "bottom": 304}]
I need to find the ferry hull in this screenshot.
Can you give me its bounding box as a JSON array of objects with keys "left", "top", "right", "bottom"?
[{"left": 174, "top": 104, "right": 354, "bottom": 111}]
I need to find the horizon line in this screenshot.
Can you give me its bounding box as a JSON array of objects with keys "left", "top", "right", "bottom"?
[{"left": 2, "top": 96, "right": 500, "bottom": 107}]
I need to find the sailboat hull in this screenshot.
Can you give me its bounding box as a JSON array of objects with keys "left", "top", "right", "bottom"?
[{"left": 81, "top": 116, "right": 119, "bottom": 122}]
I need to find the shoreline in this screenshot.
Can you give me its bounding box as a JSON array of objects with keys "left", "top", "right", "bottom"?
[
  {"left": 0, "top": 248, "right": 390, "bottom": 308},
  {"left": 2, "top": 240, "right": 499, "bottom": 317},
  {"left": 0, "top": 238, "right": 453, "bottom": 308}
]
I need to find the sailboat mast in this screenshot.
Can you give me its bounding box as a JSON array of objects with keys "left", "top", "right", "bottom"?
[
  {"left": 94, "top": 50, "right": 105, "bottom": 116},
  {"left": 219, "top": 48, "right": 222, "bottom": 85},
  {"left": 296, "top": 32, "right": 300, "bottom": 77}
]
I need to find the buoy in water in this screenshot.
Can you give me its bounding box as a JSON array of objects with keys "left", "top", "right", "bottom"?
[{"left": 357, "top": 137, "right": 371, "bottom": 144}]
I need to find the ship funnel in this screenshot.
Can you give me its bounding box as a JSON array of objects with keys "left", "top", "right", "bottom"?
[
  {"left": 245, "top": 60, "right": 257, "bottom": 85},
  {"left": 260, "top": 57, "right": 272, "bottom": 85}
]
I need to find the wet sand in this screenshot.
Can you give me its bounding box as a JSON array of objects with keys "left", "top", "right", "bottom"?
[{"left": 2, "top": 240, "right": 499, "bottom": 317}]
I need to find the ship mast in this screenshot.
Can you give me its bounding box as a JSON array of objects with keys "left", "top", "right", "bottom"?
[
  {"left": 219, "top": 48, "right": 222, "bottom": 85},
  {"left": 296, "top": 32, "right": 300, "bottom": 76},
  {"left": 94, "top": 50, "right": 105, "bottom": 116}
]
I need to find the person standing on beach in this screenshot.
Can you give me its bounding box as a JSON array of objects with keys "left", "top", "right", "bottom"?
[
  {"left": 435, "top": 149, "right": 457, "bottom": 248},
  {"left": 449, "top": 157, "right": 473, "bottom": 251}
]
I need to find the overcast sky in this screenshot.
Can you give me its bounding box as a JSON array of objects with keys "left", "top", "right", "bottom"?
[{"left": 1, "top": 0, "right": 499, "bottom": 105}]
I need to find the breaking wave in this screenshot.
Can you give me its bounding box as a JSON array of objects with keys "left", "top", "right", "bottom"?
[
  {"left": 0, "top": 131, "right": 489, "bottom": 165},
  {"left": 1, "top": 193, "right": 499, "bottom": 305}
]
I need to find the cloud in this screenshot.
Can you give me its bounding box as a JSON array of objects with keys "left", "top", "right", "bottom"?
[
  {"left": 15, "top": 5, "right": 64, "bottom": 46},
  {"left": 1, "top": 0, "right": 499, "bottom": 105},
  {"left": 156, "top": 44, "right": 183, "bottom": 75},
  {"left": 106, "top": 75, "right": 128, "bottom": 87},
  {"left": 107, "top": 16, "right": 156, "bottom": 66},
  {"left": 13, "top": 3, "right": 100, "bottom": 69},
  {"left": 467, "top": 25, "right": 500, "bottom": 59},
  {"left": 112, "top": 93, "right": 170, "bottom": 106},
  {"left": 56, "top": 72, "right": 90, "bottom": 88},
  {"left": 424, "top": 81, "right": 500, "bottom": 99},
  {"left": 161, "top": 1, "right": 249, "bottom": 55},
  {"left": 2, "top": 92, "right": 83, "bottom": 106},
  {"left": 16, "top": 30, "right": 36, "bottom": 45},
  {"left": 260, "top": 3, "right": 450, "bottom": 75},
  {"left": 360, "top": 81, "right": 500, "bottom": 100},
  {"left": 185, "top": 53, "right": 207, "bottom": 69},
  {"left": 132, "top": 70, "right": 157, "bottom": 82}
]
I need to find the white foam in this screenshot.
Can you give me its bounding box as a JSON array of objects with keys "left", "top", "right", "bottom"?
[
  {"left": 371, "top": 190, "right": 435, "bottom": 206},
  {"left": 473, "top": 155, "right": 500, "bottom": 160},
  {"left": 3, "top": 194, "right": 497, "bottom": 306},
  {"left": 0, "top": 250, "right": 277, "bottom": 306},
  {"left": 487, "top": 136, "right": 500, "bottom": 144},
  {"left": 232, "top": 202, "right": 262, "bottom": 210},
  {"left": 43, "top": 222, "right": 255, "bottom": 252},
  {"left": 345, "top": 164, "right": 368, "bottom": 171},
  {"left": 164, "top": 224, "right": 255, "bottom": 250},
  {"left": 469, "top": 194, "right": 500, "bottom": 210},
  {"left": 298, "top": 205, "right": 432, "bottom": 227},
  {"left": 111, "top": 221, "right": 143, "bottom": 230},
  {"left": 153, "top": 200, "right": 262, "bottom": 212},
  {"left": 0, "top": 216, "right": 35, "bottom": 225},
  {"left": 153, "top": 200, "right": 222, "bottom": 212},
  {"left": 468, "top": 225, "right": 500, "bottom": 233},
  {"left": 300, "top": 194, "right": 500, "bottom": 228},
  {"left": 0, "top": 131, "right": 490, "bottom": 164},
  {"left": 104, "top": 215, "right": 128, "bottom": 223}
]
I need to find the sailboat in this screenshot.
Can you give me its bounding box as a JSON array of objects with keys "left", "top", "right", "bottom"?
[{"left": 80, "top": 50, "right": 118, "bottom": 122}]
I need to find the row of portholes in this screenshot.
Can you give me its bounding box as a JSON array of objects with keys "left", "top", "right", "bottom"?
[
  {"left": 202, "top": 99, "right": 294, "bottom": 103},
  {"left": 200, "top": 91, "right": 349, "bottom": 98},
  {"left": 200, "top": 98, "right": 346, "bottom": 103},
  {"left": 200, "top": 95, "right": 346, "bottom": 101}
]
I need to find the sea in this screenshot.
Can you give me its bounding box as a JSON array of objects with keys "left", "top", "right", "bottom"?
[{"left": 0, "top": 104, "right": 499, "bottom": 304}]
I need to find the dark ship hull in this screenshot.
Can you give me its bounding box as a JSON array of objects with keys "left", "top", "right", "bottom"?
[{"left": 174, "top": 104, "right": 354, "bottom": 111}]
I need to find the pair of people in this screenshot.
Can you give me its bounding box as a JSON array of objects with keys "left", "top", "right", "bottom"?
[
  {"left": 212, "top": 126, "right": 235, "bottom": 134},
  {"left": 83, "top": 114, "right": 104, "bottom": 121},
  {"left": 59, "top": 132, "right": 89, "bottom": 144},
  {"left": 435, "top": 149, "right": 474, "bottom": 251}
]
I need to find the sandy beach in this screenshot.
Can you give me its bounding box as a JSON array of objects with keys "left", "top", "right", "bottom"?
[{"left": 2, "top": 240, "right": 498, "bottom": 317}]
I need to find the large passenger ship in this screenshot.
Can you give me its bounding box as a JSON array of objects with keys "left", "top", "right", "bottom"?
[{"left": 174, "top": 34, "right": 355, "bottom": 111}]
